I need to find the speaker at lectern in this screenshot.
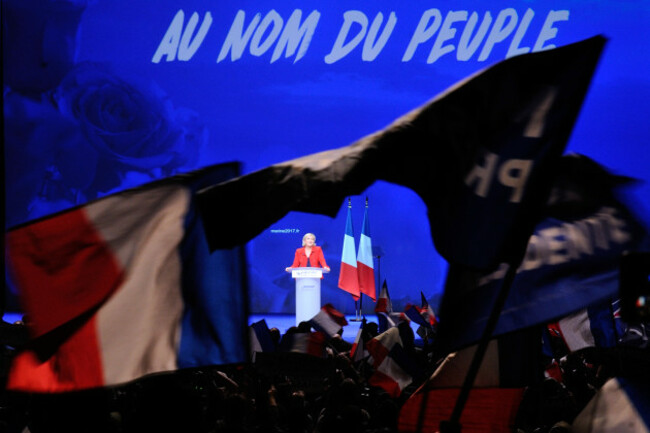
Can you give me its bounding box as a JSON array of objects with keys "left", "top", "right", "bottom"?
[{"left": 287, "top": 267, "right": 329, "bottom": 325}]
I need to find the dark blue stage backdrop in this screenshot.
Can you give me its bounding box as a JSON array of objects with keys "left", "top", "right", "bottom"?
[{"left": 4, "top": 0, "right": 650, "bottom": 315}]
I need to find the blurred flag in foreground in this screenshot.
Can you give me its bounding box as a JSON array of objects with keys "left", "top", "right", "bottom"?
[
  {"left": 399, "top": 329, "right": 539, "bottom": 433},
  {"left": 5, "top": 163, "right": 248, "bottom": 393},
  {"left": 197, "top": 36, "right": 606, "bottom": 273},
  {"left": 436, "top": 154, "right": 650, "bottom": 353}
]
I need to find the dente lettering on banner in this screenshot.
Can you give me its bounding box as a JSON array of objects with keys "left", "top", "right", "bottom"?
[{"left": 479, "top": 207, "right": 632, "bottom": 285}]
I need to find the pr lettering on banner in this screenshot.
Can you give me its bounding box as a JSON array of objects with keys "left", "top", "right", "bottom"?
[
  {"left": 464, "top": 151, "right": 533, "bottom": 204},
  {"left": 152, "top": 8, "right": 570, "bottom": 64}
]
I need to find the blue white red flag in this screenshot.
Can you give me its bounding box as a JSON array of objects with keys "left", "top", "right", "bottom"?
[
  {"left": 366, "top": 327, "right": 421, "bottom": 398},
  {"left": 404, "top": 304, "right": 428, "bottom": 328},
  {"left": 338, "top": 202, "right": 360, "bottom": 299},
  {"left": 350, "top": 320, "right": 369, "bottom": 362},
  {"left": 376, "top": 280, "right": 403, "bottom": 333},
  {"left": 546, "top": 298, "right": 646, "bottom": 356},
  {"left": 357, "top": 201, "right": 376, "bottom": 300},
  {"left": 5, "top": 163, "right": 248, "bottom": 393},
  {"left": 249, "top": 319, "right": 276, "bottom": 360},
  {"left": 281, "top": 332, "right": 327, "bottom": 358},
  {"left": 404, "top": 294, "right": 436, "bottom": 330},
  {"left": 421, "top": 292, "right": 437, "bottom": 327},
  {"left": 377, "top": 312, "right": 408, "bottom": 334},
  {"left": 375, "top": 280, "right": 392, "bottom": 314},
  {"left": 309, "top": 303, "right": 349, "bottom": 338}
]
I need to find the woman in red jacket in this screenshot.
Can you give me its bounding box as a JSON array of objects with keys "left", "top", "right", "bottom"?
[{"left": 285, "top": 233, "right": 330, "bottom": 271}]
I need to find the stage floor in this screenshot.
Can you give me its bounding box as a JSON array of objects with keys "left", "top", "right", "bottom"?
[{"left": 3, "top": 312, "right": 413, "bottom": 344}]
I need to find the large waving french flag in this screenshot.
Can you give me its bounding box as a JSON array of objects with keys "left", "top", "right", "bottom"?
[
  {"left": 338, "top": 201, "right": 360, "bottom": 299},
  {"left": 5, "top": 163, "right": 248, "bottom": 393},
  {"left": 357, "top": 200, "right": 376, "bottom": 301}
]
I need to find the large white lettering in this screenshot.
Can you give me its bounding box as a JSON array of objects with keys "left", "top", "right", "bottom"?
[
  {"left": 152, "top": 8, "right": 570, "bottom": 65},
  {"left": 457, "top": 11, "right": 492, "bottom": 61},
  {"left": 533, "top": 10, "right": 570, "bottom": 51},
  {"left": 152, "top": 10, "right": 212, "bottom": 63},
  {"left": 403, "top": 8, "right": 569, "bottom": 63},
  {"left": 218, "top": 9, "right": 319, "bottom": 63},
  {"left": 271, "top": 10, "right": 321, "bottom": 63},
  {"left": 217, "top": 10, "right": 261, "bottom": 62},
  {"left": 325, "top": 11, "right": 397, "bottom": 63},
  {"left": 402, "top": 9, "right": 443, "bottom": 62},
  {"left": 479, "top": 8, "right": 518, "bottom": 61}
]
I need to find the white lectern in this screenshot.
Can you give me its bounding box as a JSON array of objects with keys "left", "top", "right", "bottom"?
[{"left": 288, "top": 267, "right": 329, "bottom": 325}]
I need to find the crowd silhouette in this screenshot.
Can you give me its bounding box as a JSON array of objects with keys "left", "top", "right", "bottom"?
[{"left": 1, "top": 315, "right": 648, "bottom": 433}]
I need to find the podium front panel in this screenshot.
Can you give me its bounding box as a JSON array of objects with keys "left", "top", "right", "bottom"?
[{"left": 295, "top": 277, "right": 321, "bottom": 325}]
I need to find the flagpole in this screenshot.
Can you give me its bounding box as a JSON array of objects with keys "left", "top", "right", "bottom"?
[
  {"left": 440, "top": 257, "right": 523, "bottom": 433},
  {"left": 356, "top": 197, "right": 369, "bottom": 320},
  {"left": 345, "top": 197, "right": 362, "bottom": 322}
]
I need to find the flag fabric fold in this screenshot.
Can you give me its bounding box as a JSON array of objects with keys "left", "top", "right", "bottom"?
[
  {"left": 436, "top": 154, "right": 650, "bottom": 353},
  {"left": 309, "top": 304, "right": 349, "bottom": 338},
  {"left": 544, "top": 298, "right": 646, "bottom": 359},
  {"left": 398, "top": 329, "right": 539, "bottom": 432},
  {"left": 280, "top": 332, "right": 327, "bottom": 358},
  {"left": 338, "top": 203, "right": 360, "bottom": 299},
  {"left": 365, "top": 326, "right": 421, "bottom": 398},
  {"left": 375, "top": 280, "right": 392, "bottom": 315},
  {"left": 404, "top": 304, "right": 430, "bottom": 329},
  {"left": 375, "top": 280, "right": 402, "bottom": 333},
  {"left": 196, "top": 36, "right": 606, "bottom": 273},
  {"left": 6, "top": 163, "right": 248, "bottom": 393},
  {"left": 249, "top": 319, "right": 276, "bottom": 359},
  {"left": 420, "top": 292, "right": 437, "bottom": 327},
  {"left": 357, "top": 201, "right": 376, "bottom": 301},
  {"left": 350, "top": 319, "right": 369, "bottom": 362}
]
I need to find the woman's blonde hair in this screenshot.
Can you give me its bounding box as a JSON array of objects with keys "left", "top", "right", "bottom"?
[{"left": 302, "top": 233, "right": 316, "bottom": 246}]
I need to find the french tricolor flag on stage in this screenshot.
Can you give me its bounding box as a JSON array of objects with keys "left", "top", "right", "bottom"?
[
  {"left": 5, "top": 164, "right": 249, "bottom": 393},
  {"left": 338, "top": 200, "right": 360, "bottom": 299},
  {"left": 356, "top": 199, "right": 376, "bottom": 301}
]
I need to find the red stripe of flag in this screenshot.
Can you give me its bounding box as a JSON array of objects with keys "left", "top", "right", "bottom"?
[
  {"left": 338, "top": 202, "right": 360, "bottom": 298},
  {"left": 357, "top": 202, "right": 376, "bottom": 300},
  {"left": 6, "top": 208, "right": 124, "bottom": 338}
]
